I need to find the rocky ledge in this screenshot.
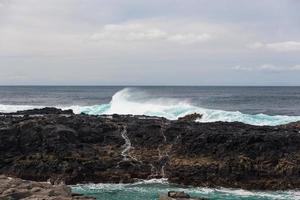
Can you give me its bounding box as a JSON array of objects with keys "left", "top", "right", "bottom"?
[
  {"left": 0, "top": 108, "right": 300, "bottom": 190},
  {"left": 0, "top": 175, "right": 94, "bottom": 200}
]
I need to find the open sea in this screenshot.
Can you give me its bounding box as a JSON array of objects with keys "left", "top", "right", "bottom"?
[{"left": 1, "top": 86, "right": 300, "bottom": 199}]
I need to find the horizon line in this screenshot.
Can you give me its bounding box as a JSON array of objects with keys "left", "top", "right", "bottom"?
[{"left": 0, "top": 85, "right": 300, "bottom": 87}]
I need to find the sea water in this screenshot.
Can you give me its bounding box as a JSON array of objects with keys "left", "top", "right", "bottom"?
[
  {"left": 1, "top": 86, "right": 300, "bottom": 125},
  {"left": 71, "top": 179, "right": 300, "bottom": 200},
  {"left": 1, "top": 86, "right": 300, "bottom": 199}
]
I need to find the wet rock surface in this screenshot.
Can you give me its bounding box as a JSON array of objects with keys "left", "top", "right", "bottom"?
[
  {"left": 159, "top": 191, "right": 208, "bottom": 200},
  {"left": 0, "top": 175, "right": 95, "bottom": 200},
  {"left": 0, "top": 108, "right": 300, "bottom": 190}
]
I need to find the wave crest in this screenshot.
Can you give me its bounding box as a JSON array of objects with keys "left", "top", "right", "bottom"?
[
  {"left": 1, "top": 88, "right": 300, "bottom": 126},
  {"left": 80, "top": 88, "right": 300, "bottom": 126}
]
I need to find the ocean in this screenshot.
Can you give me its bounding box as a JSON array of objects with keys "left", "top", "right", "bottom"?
[
  {"left": 1, "top": 86, "right": 300, "bottom": 199},
  {"left": 1, "top": 86, "right": 300, "bottom": 125}
]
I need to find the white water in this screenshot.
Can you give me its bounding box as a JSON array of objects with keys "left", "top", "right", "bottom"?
[
  {"left": 120, "top": 126, "right": 137, "bottom": 161},
  {"left": 1, "top": 88, "right": 300, "bottom": 126}
]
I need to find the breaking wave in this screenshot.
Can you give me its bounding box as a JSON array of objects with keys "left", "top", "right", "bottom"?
[
  {"left": 1, "top": 88, "right": 300, "bottom": 126},
  {"left": 78, "top": 88, "right": 300, "bottom": 126}
]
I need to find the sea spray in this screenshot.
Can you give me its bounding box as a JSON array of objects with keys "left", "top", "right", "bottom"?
[
  {"left": 1, "top": 88, "right": 300, "bottom": 126},
  {"left": 79, "top": 88, "right": 300, "bottom": 126}
]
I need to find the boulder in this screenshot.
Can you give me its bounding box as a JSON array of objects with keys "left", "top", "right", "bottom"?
[
  {"left": 168, "top": 191, "right": 190, "bottom": 198},
  {"left": 0, "top": 175, "right": 95, "bottom": 200},
  {"left": 159, "top": 191, "right": 208, "bottom": 200}
]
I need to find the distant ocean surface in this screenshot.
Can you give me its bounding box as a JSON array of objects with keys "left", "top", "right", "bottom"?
[
  {"left": 1, "top": 86, "right": 300, "bottom": 199},
  {"left": 1, "top": 86, "right": 300, "bottom": 125}
]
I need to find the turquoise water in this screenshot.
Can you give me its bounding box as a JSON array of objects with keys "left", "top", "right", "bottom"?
[
  {"left": 77, "top": 88, "right": 300, "bottom": 126},
  {"left": 2, "top": 87, "right": 300, "bottom": 126},
  {"left": 2, "top": 86, "right": 300, "bottom": 198},
  {"left": 72, "top": 179, "right": 300, "bottom": 200}
]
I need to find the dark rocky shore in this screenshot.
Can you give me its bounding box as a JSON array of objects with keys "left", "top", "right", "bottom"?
[{"left": 1, "top": 108, "right": 300, "bottom": 190}]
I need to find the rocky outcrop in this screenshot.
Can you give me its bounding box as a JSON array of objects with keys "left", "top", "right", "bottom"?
[
  {"left": 0, "top": 108, "right": 300, "bottom": 190},
  {"left": 178, "top": 113, "right": 202, "bottom": 122},
  {"left": 0, "top": 107, "right": 74, "bottom": 116},
  {"left": 0, "top": 175, "right": 95, "bottom": 200},
  {"left": 159, "top": 191, "right": 208, "bottom": 200}
]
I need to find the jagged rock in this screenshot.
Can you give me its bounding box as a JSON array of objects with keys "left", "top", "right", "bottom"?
[
  {"left": 159, "top": 191, "right": 208, "bottom": 200},
  {"left": 0, "top": 107, "right": 74, "bottom": 115},
  {"left": 0, "top": 108, "right": 300, "bottom": 190},
  {"left": 168, "top": 191, "right": 190, "bottom": 198},
  {"left": 0, "top": 175, "right": 95, "bottom": 200},
  {"left": 178, "top": 113, "right": 202, "bottom": 122}
]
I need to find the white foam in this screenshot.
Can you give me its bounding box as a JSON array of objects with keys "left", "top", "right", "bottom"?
[
  {"left": 2, "top": 88, "right": 300, "bottom": 126},
  {"left": 130, "top": 178, "right": 169, "bottom": 185},
  {"left": 80, "top": 88, "right": 300, "bottom": 126}
]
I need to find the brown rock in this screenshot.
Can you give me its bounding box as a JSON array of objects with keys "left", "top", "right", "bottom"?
[{"left": 0, "top": 175, "right": 95, "bottom": 200}]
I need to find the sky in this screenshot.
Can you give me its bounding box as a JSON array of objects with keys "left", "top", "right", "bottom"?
[{"left": 0, "top": 0, "right": 300, "bottom": 85}]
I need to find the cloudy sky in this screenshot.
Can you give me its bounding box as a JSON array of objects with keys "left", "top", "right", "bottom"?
[{"left": 0, "top": 0, "right": 300, "bottom": 85}]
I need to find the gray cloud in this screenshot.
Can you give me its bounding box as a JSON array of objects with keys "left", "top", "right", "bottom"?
[
  {"left": 0, "top": 0, "right": 300, "bottom": 85},
  {"left": 249, "top": 41, "right": 300, "bottom": 52},
  {"left": 89, "top": 22, "right": 212, "bottom": 44},
  {"left": 234, "top": 64, "right": 300, "bottom": 72}
]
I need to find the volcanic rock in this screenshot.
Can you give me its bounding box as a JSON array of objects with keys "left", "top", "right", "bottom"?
[
  {"left": 0, "top": 108, "right": 300, "bottom": 190},
  {"left": 159, "top": 191, "right": 208, "bottom": 200},
  {"left": 178, "top": 113, "right": 202, "bottom": 122}
]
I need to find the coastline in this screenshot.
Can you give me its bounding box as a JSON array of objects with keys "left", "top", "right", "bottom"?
[{"left": 1, "top": 108, "right": 300, "bottom": 191}]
